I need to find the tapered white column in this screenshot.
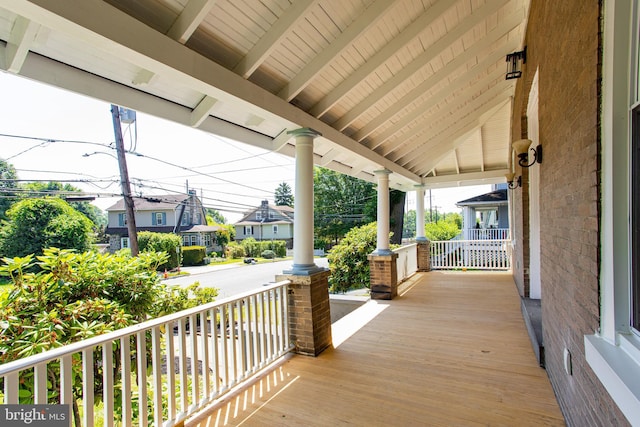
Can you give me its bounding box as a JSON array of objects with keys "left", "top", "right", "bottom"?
[
  {"left": 415, "top": 185, "right": 427, "bottom": 242},
  {"left": 373, "top": 169, "right": 392, "bottom": 255},
  {"left": 285, "top": 128, "right": 324, "bottom": 275}
]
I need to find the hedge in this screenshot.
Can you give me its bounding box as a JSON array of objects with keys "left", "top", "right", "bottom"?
[
  {"left": 182, "top": 246, "right": 207, "bottom": 266},
  {"left": 137, "top": 231, "right": 181, "bottom": 270}
]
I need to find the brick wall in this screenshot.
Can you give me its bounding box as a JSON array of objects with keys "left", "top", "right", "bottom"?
[
  {"left": 511, "top": 1, "right": 628, "bottom": 424},
  {"left": 277, "top": 270, "right": 332, "bottom": 356},
  {"left": 368, "top": 253, "right": 398, "bottom": 299}
]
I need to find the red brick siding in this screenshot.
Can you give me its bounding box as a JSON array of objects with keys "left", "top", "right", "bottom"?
[{"left": 511, "top": 0, "right": 627, "bottom": 424}]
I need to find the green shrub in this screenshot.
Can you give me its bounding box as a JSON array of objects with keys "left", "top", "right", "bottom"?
[
  {"left": 424, "top": 219, "right": 461, "bottom": 241},
  {"left": 226, "top": 243, "right": 245, "bottom": 259},
  {"left": 261, "top": 250, "right": 275, "bottom": 259},
  {"left": 182, "top": 246, "right": 206, "bottom": 266},
  {"left": 241, "top": 237, "right": 260, "bottom": 257},
  {"left": 258, "top": 240, "right": 287, "bottom": 257},
  {"left": 138, "top": 231, "right": 181, "bottom": 270},
  {"left": 327, "top": 222, "right": 378, "bottom": 293}
]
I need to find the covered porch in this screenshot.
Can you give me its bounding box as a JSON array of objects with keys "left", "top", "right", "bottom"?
[{"left": 190, "top": 271, "right": 563, "bottom": 426}]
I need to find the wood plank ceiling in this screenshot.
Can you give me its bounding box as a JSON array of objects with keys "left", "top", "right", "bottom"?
[{"left": 0, "top": 0, "right": 528, "bottom": 191}]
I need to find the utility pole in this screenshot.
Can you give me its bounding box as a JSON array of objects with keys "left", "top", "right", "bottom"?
[{"left": 111, "top": 104, "right": 139, "bottom": 256}]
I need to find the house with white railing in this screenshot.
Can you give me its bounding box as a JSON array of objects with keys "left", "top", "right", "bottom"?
[
  {"left": 456, "top": 185, "right": 510, "bottom": 241},
  {"left": 1, "top": 0, "right": 637, "bottom": 425}
]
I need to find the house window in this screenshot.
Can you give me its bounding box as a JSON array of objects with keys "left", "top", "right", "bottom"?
[
  {"left": 205, "top": 233, "right": 212, "bottom": 246},
  {"left": 256, "top": 211, "right": 262, "bottom": 220},
  {"left": 245, "top": 226, "right": 253, "bottom": 235},
  {"left": 196, "top": 213, "right": 202, "bottom": 224},
  {"left": 121, "top": 237, "right": 129, "bottom": 249},
  {"left": 269, "top": 211, "right": 275, "bottom": 219},
  {"left": 181, "top": 212, "right": 190, "bottom": 226},
  {"left": 273, "top": 225, "right": 278, "bottom": 235},
  {"left": 191, "top": 235, "right": 198, "bottom": 246},
  {"left": 118, "top": 213, "right": 127, "bottom": 226},
  {"left": 182, "top": 235, "right": 190, "bottom": 246},
  {"left": 153, "top": 212, "right": 166, "bottom": 226}
]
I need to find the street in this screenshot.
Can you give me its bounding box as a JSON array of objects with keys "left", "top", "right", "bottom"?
[{"left": 162, "top": 258, "right": 329, "bottom": 299}]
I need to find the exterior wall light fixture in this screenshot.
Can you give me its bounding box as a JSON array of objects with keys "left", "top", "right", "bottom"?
[
  {"left": 505, "top": 172, "right": 522, "bottom": 189},
  {"left": 506, "top": 47, "right": 526, "bottom": 80},
  {"left": 512, "top": 138, "right": 542, "bottom": 168}
]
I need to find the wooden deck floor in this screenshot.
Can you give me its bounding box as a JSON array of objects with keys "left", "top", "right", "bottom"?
[{"left": 188, "top": 271, "right": 564, "bottom": 426}]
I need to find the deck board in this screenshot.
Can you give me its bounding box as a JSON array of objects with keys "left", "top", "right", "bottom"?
[{"left": 189, "top": 271, "right": 565, "bottom": 426}]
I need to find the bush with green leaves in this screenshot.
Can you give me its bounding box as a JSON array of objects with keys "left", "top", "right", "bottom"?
[
  {"left": 0, "top": 248, "right": 218, "bottom": 424},
  {"left": 182, "top": 246, "right": 206, "bottom": 266},
  {"left": 137, "top": 231, "right": 181, "bottom": 270},
  {"left": 424, "top": 218, "right": 461, "bottom": 241},
  {"left": 261, "top": 250, "right": 275, "bottom": 259},
  {"left": 0, "top": 197, "right": 93, "bottom": 258},
  {"left": 226, "top": 242, "right": 245, "bottom": 259},
  {"left": 327, "top": 222, "right": 378, "bottom": 293}
]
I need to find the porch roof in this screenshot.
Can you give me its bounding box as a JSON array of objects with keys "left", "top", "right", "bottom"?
[
  {"left": 0, "top": 0, "right": 528, "bottom": 191},
  {"left": 189, "top": 271, "right": 564, "bottom": 426}
]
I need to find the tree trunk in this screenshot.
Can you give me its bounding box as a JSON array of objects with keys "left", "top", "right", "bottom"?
[{"left": 389, "top": 190, "right": 406, "bottom": 245}]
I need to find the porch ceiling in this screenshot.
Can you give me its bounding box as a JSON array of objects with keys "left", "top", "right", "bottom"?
[{"left": 0, "top": 0, "right": 528, "bottom": 191}]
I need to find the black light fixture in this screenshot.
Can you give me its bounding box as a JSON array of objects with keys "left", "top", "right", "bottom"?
[
  {"left": 506, "top": 47, "right": 526, "bottom": 80},
  {"left": 512, "top": 138, "right": 542, "bottom": 168},
  {"left": 505, "top": 172, "right": 522, "bottom": 189}
]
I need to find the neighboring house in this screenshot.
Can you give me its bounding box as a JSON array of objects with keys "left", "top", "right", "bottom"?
[
  {"left": 234, "top": 200, "right": 294, "bottom": 248},
  {"left": 105, "top": 190, "right": 223, "bottom": 253},
  {"left": 456, "top": 185, "right": 509, "bottom": 239}
]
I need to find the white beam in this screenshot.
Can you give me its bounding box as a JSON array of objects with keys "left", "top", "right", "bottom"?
[
  {"left": 366, "top": 22, "right": 521, "bottom": 149},
  {"left": 277, "top": 0, "right": 395, "bottom": 101},
  {"left": 0, "top": 0, "right": 421, "bottom": 184},
  {"left": 190, "top": 95, "right": 218, "bottom": 127},
  {"left": 423, "top": 169, "right": 511, "bottom": 189},
  {"left": 5, "top": 16, "right": 39, "bottom": 73},
  {"left": 233, "top": 0, "right": 317, "bottom": 78},
  {"left": 166, "top": 0, "right": 217, "bottom": 44},
  {"left": 131, "top": 68, "right": 156, "bottom": 86},
  {"left": 308, "top": 0, "right": 455, "bottom": 118},
  {"left": 386, "top": 73, "right": 511, "bottom": 161},
  {"left": 402, "top": 96, "right": 511, "bottom": 173},
  {"left": 334, "top": 0, "right": 512, "bottom": 134}
]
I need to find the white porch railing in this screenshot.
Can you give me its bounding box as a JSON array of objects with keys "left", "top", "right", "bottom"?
[
  {"left": 430, "top": 239, "right": 512, "bottom": 270},
  {"left": 0, "top": 281, "right": 293, "bottom": 427},
  {"left": 394, "top": 243, "right": 418, "bottom": 283},
  {"left": 461, "top": 228, "right": 510, "bottom": 240}
]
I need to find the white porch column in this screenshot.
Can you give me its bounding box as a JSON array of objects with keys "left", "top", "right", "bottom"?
[
  {"left": 415, "top": 185, "right": 427, "bottom": 242},
  {"left": 285, "top": 128, "right": 324, "bottom": 275},
  {"left": 373, "top": 169, "right": 392, "bottom": 255}
]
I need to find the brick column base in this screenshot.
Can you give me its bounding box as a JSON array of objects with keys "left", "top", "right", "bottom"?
[
  {"left": 276, "top": 270, "right": 332, "bottom": 356},
  {"left": 367, "top": 253, "right": 399, "bottom": 300},
  {"left": 417, "top": 241, "right": 431, "bottom": 272}
]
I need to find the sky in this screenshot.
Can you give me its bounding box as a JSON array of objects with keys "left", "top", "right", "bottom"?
[{"left": 0, "top": 71, "right": 490, "bottom": 223}]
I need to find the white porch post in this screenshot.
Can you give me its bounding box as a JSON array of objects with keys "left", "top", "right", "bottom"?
[
  {"left": 285, "top": 128, "right": 324, "bottom": 275},
  {"left": 373, "top": 169, "right": 392, "bottom": 255},
  {"left": 415, "top": 185, "right": 427, "bottom": 242}
]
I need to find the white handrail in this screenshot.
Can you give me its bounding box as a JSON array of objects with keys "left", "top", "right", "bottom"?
[
  {"left": 0, "top": 280, "right": 293, "bottom": 426},
  {"left": 430, "top": 239, "right": 512, "bottom": 270}
]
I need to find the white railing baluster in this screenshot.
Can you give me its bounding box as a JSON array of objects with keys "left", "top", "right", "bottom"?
[
  {"left": 136, "top": 332, "right": 148, "bottom": 427},
  {"left": 200, "top": 311, "right": 211, "bottom": 404},
  {"left": 120, "top": 337, "right": 132, "bottom": 427},
  {"left": 188, "top": 314, "right": 199, "bottom": 411},
  {"left": 34, "top": 363, "right": 47, "bottom": 404},
  {"left": 177, "top": 317, "right": 188, "bottom": 414},
  {"left": 103, "top": 342, "right": 114, "bottom": 427},
  {"left": 430, "top": 239, "right": 512, "bottom": 271},
  {"left": 0, "top": 281, "right": 292, "bottom": 427},
  {"left": 151, "top": 326, "right": 163, "bottom": 426},
  {"left": 82, "top": 349, "right": 94, "bottom": 426},
  {"left": 165, "top": 320, "right": 176, "bottom": 420}
]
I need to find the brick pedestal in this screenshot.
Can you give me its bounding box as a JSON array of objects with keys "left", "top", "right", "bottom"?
[
  {"left": 368, "top": 253, "right": 399, "bottom": 300},
  {"left": 417, "top": 241, "right": 431, "bottom": 272},
  {"left": 276, "top": 270, "right": 332, "bottom": 356}
]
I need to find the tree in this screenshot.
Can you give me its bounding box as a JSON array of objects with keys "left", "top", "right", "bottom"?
[
  {"left": 274, "top": 182, "right": 294, "bottom": 207},
  {"left": 389, "top": 189, "right": 405, "bottom": 245},
  {"left": 0, "top": 159, "right": 18, "bottom": 221},
  {"left": 403, "top": 210, "right": 417, "bottom": 238},
  {"left": 327, "top": 222, "right": 378, "bottom": 293},
  {"left": 313, "top": 167, "right": 376, "bottom": 245},
  {"left": 206, "top": 208, "right": 226, "bottom": 224},
  {"left": 0, "top": 197, "right": 93, "bottom": 258}
]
